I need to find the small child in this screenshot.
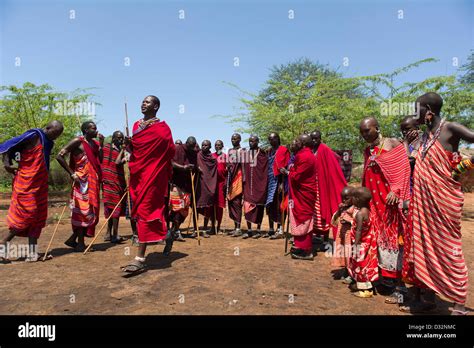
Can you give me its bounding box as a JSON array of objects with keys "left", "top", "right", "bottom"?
[
  {"left": 331, "top": 186, "right": 355, "bottom": 282},
  {"left": 348, "top": 187, "right": 379, "bottom": 298}
]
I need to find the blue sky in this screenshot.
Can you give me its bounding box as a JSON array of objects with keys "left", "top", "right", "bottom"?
[{"left": 0, "top": 0, "right": 472, "bottom": 147}]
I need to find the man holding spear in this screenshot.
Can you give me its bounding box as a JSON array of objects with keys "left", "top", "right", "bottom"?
[
  {"left": 170, "top": 136, "right": 200, "bottom": 240},
  {"left": 121, "top": 95, "right": 175, "bottom": 274}
]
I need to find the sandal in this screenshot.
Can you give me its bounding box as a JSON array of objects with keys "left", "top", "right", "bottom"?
[
  {"left": 25, "top": 254, "right": 40, "bottom": 263},
  {"left": 399, "top": 302, "right": 436, "bottom": 313},
  {"left": 0, "top": 256, "right": 11, "bottom": 264},
  {"left": 451, "top": 309, "right": 469, "bottom": 316},
  {"left": 385, "top": 291, "right": 403, "bottom": 304},
  {"left": 111, "top": 236, "right": 125, "bottom": 244},
  {"left": 121, "top": 259, "right": 147, "bottom": 274},
  {"left": 342, "top": 276, "right": 354, "bottom": 285},
  {"left": 353, "top": 290, "right": 374, "bottom": 298}
]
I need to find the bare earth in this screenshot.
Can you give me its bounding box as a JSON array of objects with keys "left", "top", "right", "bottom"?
[{"left": 0, "top": 193, "right": 473, "bottom": 315}]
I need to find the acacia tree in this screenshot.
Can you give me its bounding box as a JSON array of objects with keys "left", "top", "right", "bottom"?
[
  {"left": 224, "top": 58, "right": 377, "bottom": 152},
  {"left": 224, "top": 57, "right": 474, "bottom": 156},
  {"left": 0, "top": 82, "right": 100, "bottom": 187}
]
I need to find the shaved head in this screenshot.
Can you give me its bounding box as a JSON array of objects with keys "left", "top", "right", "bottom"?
[
  {"left": 360, "top": 117, "right": 379, "bottom": 129},
  {"left": 249, "top": 135, "right": 259, "bottom": 142},
  {"left": 298, "top": 133, "right": 313, "bottom": 147},
  {"left": 416, "top": 92, "right": 443, "bottom": 116},
  {"left": 43, "top": 120, "right": 64, "bottom": 141},
  {"left": 201, "top": 139, "right": 211, "bottom": 153},
  {"left": 352, "top": 187, "right": 372, "bottom": 209},
  {"left": 249, "top": 134, "right": 259, "bottom": 149},
  {"left": 359, "top": 117, "right": 380, "bottom": 144},
  {"left": 268, "top": 132, "right": 281, "bottom": 148},
  {"left": 231, "top": 133, "right": 241, "bottom": 148},
  {"left": 147, "top": 95, "right": 161, "bottom": 109}
]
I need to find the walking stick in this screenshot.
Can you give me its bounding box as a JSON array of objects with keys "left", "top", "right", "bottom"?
[
  {"left": 280, "top": 184, "right": 285, "bottom": 233},
  {"left": 124, "top": 99, "right": 133, "bottom": 229},
  {"left": 284, "top": 182, "right": 291, "bottom": 256},
  {"left": 42, "top": 182, "right": 74, "bottom": 261},
  {"left": 83, "top": 190, "right": 128, "bottom": 255},
  {"left": 190, "top": 172, "right": 201, "bottom": 245},
  {"left": 284, "top": 205, "right": 291, "bottom": 255},
  {"left": 213, "top": 205, "right": 217, "bottom": 234},
  {"left": 42, "top": 204, "right": 67, "bottom": 261},
  {"left": 186, "top": 207, "right": 193, "bottom": 235}
]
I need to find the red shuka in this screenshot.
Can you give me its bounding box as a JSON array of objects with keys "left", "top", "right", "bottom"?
[
  {"left": 289, "top": 147, "right": 317, "bottom": 226},
  {"left": 243, "top": 148, "right": 268, "bottom": 205},
  {"left": 314, "top": 143, "right": 347, "bottom": 237},
  {"left": 273, "top": 145, "right": 290, "bottom": 177},
  {"left": 129, "top": 119, "right": 175, "bottom": 243},
  {"left": 213, "top": 152, "right": 227, "bottom": 209},
  {"left": 196, "top": 150, "right": 217, "bottom": 208}
]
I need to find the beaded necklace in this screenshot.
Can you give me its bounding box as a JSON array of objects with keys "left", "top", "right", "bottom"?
[{"left": 421, "top": 119, "right": 445, "bottom": 160}]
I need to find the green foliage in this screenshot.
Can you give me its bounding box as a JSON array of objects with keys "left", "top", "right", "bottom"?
[
  {"left": 0, "top": 82, "right": 100, "bottom": 188},
  {"left": 223, "top": 57, "right": 474, "bottom": 157},
  {"left": 459, "top": 50, "right": 474, "bottom": 85}
]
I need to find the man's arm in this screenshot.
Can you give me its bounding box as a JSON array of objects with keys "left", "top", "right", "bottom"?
[
  {"left": 2, "top": 152, "right": 17, "bottom": 175},
  {"left": 1, "top": 136, "right": 37, "bottom": 175},
  {"left": 354, "top": 211, "right": 364, "bottom": 245},
  {"left": 448, "top": 123, "right": 474, "bottom": 166},
  {"left": 449, "top": 122, "right": 474, "bottom": 144},
  {"left": 115, "top": 147, "right": 127, "bottom": 165},
  {"left": 172, "top": 161, "right": 194, "bottom": 172},
  {"left": 56, "top": 137, "right": 82, "bottom": 182}
]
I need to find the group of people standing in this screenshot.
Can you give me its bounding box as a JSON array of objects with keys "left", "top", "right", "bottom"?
[
  {"left": 0, "top": 92, "right": 473, "bottom": 315},
  {"left": 330, "top": 92, "right": 473, "bottom": 316}
]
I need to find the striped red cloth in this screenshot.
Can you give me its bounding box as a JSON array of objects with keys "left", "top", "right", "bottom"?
[
  {"left": 348, "top": 211, "right": 379, "bottom": 288},
  {"left": 70, "top": 150, "right": 100, "bottom": 237},
  {"left": 411, "top": 139, "right": 467, "bottom": 304},
  {"left": 313, "top": 143, "right": 347, "bottom": 237},
  {"left": 7, "top": 143, "right": 48, "bottom": 238},
  {"left": 313, "top": 174, "right": 330, "bottom": 233},
  {"left": 363, "top": 143, "right": 410, "bottom": 279},
  {"left": 102, "top": 144, "right": 126, "bottom": 218}
]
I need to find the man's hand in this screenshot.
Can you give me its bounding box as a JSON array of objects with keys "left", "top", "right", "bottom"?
[
  {"left": 338, "top": 202, "right": 348, "bottom": 212},
  {"left": 4, "top": 164, "right": 17, "bottom": 175},
  {"left": 98, "top": 133, "right": 105, "bottom": 147},
  {"left": 406, "top": 129, "right": 419, "bottom": 144},
  {"left": 386, "top": 191, "right": 399, "bottom": 205},
  {"left": 124, "top": 136, "right": 132, "bottom": 146},
  {"left": 71, "top": 173, "right": 81, "bottom": 185}
]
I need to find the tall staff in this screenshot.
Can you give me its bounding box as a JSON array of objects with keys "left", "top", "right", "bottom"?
[
  {"left": 124, "top": 99, "right": 133, "bottom": 222},
  {"left": 190, "top": 172, "right": 201, "bottom": 245},
  {"left": 42, "top": 182, "right": 75, "bottom": 261}
]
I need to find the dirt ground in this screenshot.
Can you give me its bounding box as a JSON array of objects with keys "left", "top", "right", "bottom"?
[{"left": 0, "top": 193, "right": 473, "bottom": 315}]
